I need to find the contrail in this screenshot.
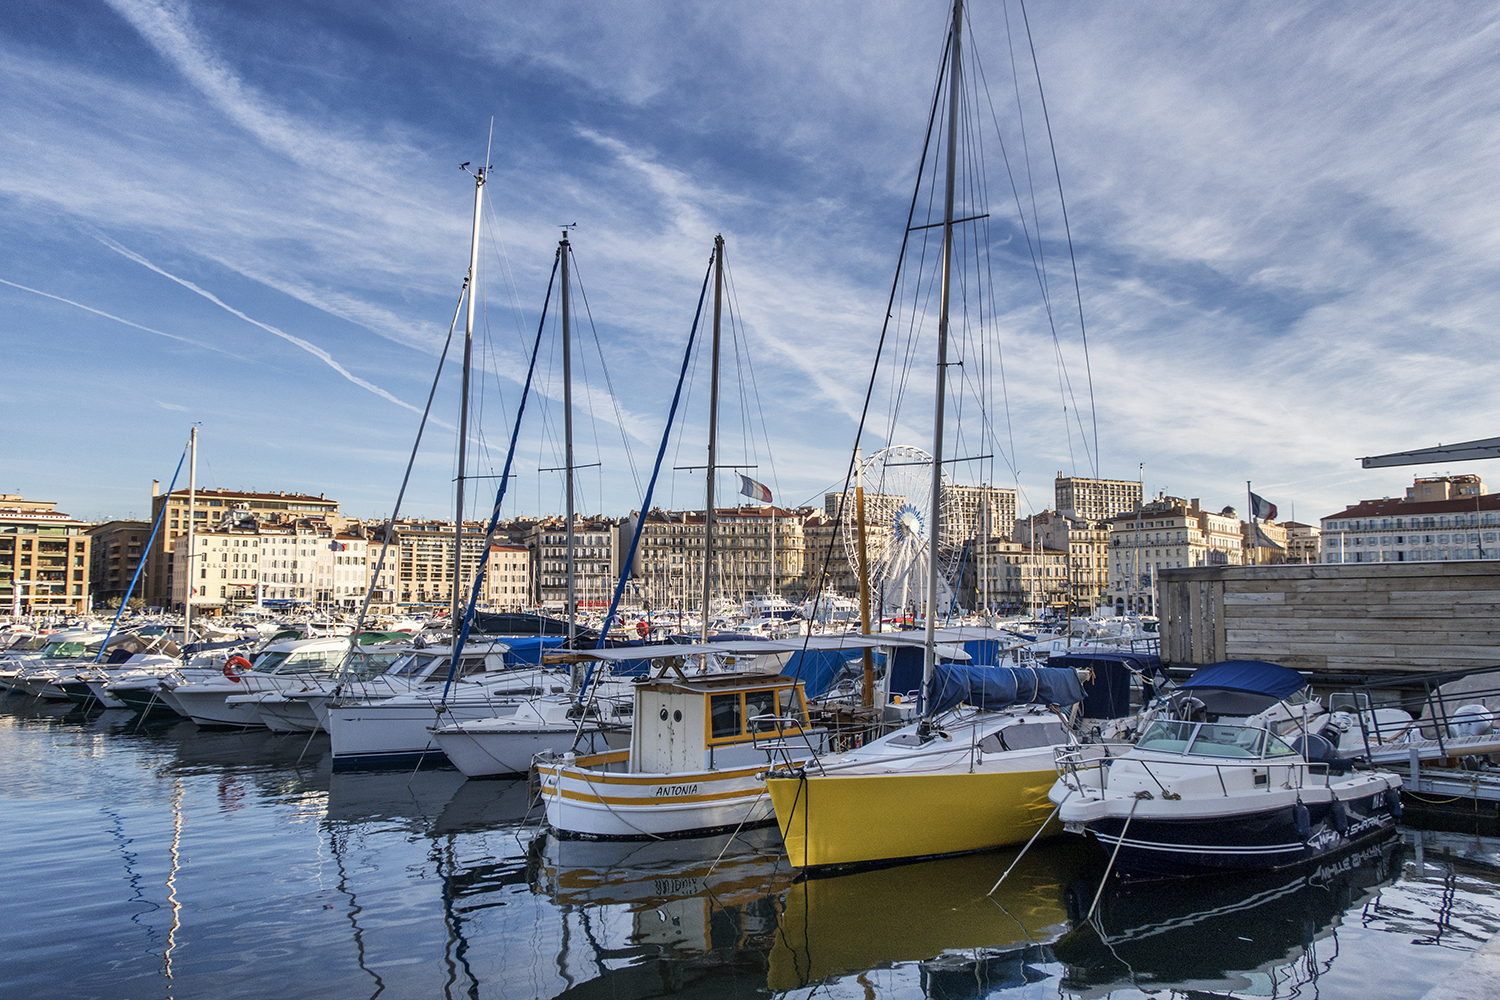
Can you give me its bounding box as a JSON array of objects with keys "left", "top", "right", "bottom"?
[
  {"left": 98, "top": 236, "right": 425, "bottom": 416},
  {"left": 0, "top": 276, "right": 235, "bottom": 356}
]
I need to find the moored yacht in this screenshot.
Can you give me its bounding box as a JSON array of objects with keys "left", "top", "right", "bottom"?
[
  {"left": 168, "top": 635, "right": 350, "bottom": 727},
  {"left": 1049, "top": 719, "right": 1403, "bottom": 877}
]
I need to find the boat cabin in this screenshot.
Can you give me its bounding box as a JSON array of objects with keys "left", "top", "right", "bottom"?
[{"left": 629, "top": 672, "right": 811, "bottom": 773}]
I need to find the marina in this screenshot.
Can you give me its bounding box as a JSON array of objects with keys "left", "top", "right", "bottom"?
[
  {"left": 4, "top": 692, "right": 1500, "bottom": 999},
  {"left": 9, "top": 1, "right": 1500, "bottom": 996}
]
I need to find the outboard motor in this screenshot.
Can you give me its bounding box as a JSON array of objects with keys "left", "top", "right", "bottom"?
[{"left": 1291, "top": 733, "right": 1352, "bottom": 775}]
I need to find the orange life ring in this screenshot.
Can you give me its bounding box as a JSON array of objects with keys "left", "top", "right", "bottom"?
[
  {"left": 222, "top": 654, "right": 253, "bottom": 683},
  {"left": 636, "top": 621, "right": 650, "bottom": 639}
]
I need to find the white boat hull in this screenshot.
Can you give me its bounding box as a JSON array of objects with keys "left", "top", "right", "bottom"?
[{"left": 537, "top": 750, "right": 776, "bottom": 839}]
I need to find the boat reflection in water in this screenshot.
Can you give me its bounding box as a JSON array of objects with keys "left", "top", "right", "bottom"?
[
  {"left": 325, "top": 769, "right": 533, "bottom": 834},
  {"left": 1055, "top": 832, "right": 1404, "bottom": 997},
  {"left": 768, "top": 840, "right": 1093, "bottom": 992},
  {"left": 531, "top": 827, "right": 792, "bottom": 989}
]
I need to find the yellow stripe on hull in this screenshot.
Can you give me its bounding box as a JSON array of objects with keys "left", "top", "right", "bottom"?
[{"left": 766, "top": 765, "right": 1061, "bottom": 868}]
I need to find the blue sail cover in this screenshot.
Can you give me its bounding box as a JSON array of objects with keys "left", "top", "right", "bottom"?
[
  {"left": 1179, "top": 660, "right": 1306, "bottom": 699},
  {"left": 925, "top": 663, "right": 1084, "bottom": 716}
]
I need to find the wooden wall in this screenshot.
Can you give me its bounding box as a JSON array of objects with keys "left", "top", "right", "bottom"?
[{"left": 1157, "top": 562, "right": 1500, "bottom": 674}]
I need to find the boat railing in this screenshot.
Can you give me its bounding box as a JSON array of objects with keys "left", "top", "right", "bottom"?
[
  {"left": 1354, "top": 663, "right": 1500, "bottom": 761},
  {"left": 1054, "top": 742, "right": 1346, "bottom": 797},
  {"left": 748, "top": 713, "right": 825, "bottom": 771}
]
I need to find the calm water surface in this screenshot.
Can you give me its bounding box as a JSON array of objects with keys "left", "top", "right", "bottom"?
[{"left": 4, "top": 695, "right": 1500, "bottom": 1000}]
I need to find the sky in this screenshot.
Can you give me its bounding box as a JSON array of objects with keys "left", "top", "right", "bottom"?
[{"left": 5, "top": 0, "right": 1500, "bottom": 530}]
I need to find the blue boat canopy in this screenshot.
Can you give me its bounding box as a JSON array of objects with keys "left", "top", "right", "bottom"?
[
  {"left": 1179, "top": 660, "right": 1306, "bottom": 699},
  {"left": 1049, "top": 650, "right": 1167, "bottom": 719},
  {"left": 925, "top": 663, "right": 1084, "bottom": 716}
]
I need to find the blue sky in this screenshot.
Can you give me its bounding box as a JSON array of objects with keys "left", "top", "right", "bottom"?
[{"left": 4, "top": 1, "right": 1500, "bottom": 528}]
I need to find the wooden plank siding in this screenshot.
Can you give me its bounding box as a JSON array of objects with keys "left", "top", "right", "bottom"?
[{"left": 1156, "top": 562, "right": 1500, "bottom": 674}]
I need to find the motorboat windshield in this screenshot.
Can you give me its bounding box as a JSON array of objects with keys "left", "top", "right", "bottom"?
[{"left": 1135, "top": 720, "right": 1299, "bottom": 759}]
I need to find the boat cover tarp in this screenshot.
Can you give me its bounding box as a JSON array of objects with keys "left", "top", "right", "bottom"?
[
  {"left": 887, "top": 645, "right": 927, "bottom": 702},
  {"left": 780, "top": 648, "right": 863, "bottom": 700},
  {"left": 1179, "top": 660, "right": 1305, "bottom": 699},
  {"left": 962, "top": 639, "right": 1004, "bottom": 667},
  {"left": 501, "top": 635, "right": 568, "bottom": 665},
  {"left": 1049, "top": 651, "right": 1166, "bottom": 719},
  {"left": 925, "top": 663, "right": 1084, "bottom": 715},
  {"left": 471, "top": 611, "right": 600, "bottom": 643}
]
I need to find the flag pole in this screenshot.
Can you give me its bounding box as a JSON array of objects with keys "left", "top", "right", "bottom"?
[{"left": 1247, "top": 480, "right": 1256, "bottom": 567}]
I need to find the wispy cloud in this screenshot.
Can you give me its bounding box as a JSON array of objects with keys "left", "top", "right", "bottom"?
[
  {"left": 101, "top": 0, "right": 405, "bottom": 175},
  {"left": 98, "top": 235, "right": 427, "bottom": 416},
  {"left": 154, "top": 400, "right": 188, "bottom": 411},
  {"left": 0, "top": 276, "right": 238, "bottom": 357}
]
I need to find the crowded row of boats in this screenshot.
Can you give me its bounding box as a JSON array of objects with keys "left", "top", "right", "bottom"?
[{"left": 2, "top": 614, "right": 1442, "bottom": 881}]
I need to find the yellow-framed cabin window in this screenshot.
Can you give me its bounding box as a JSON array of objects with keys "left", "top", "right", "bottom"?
[{"left": 705, "top": 684, "right": 809, "bottom": 745}]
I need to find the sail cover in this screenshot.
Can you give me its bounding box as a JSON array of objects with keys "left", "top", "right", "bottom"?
[
  {"left": 1178, "top": 659, "right": 1306, "bottom": 699},
  {"left": 925, "top": 663, "right": 1084, "bottom": 716}
]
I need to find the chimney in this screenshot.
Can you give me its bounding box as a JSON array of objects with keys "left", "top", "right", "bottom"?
[{"left": 152, "top": 479, "right": 160, "bottom": 498}]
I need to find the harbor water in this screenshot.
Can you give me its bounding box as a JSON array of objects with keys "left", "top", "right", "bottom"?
[{"left": 5, "top": 696, "right": 1500, "bottom": 1000}]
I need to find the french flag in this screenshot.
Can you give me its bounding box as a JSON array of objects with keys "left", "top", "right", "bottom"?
[{"left": 738, "top": 474, "right": 772, "bottom": 504}]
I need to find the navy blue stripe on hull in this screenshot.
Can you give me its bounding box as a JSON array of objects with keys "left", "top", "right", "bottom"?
[
  {"left": 332, "top": 749, "right": 456, "bottom": 773},
  {"left": 1087, "top": 793, "right": 1400, "bottom": 878}
]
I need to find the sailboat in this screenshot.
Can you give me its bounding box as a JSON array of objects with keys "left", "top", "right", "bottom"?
[
  {"left": 430, "top": 229, "right": 637, "bottom": 777},
  {"left": 535, "top": 235, "right": 828, "bottom": 838},
  {"left": 325, "top": 161, "right": 578, "bottom": 769},
  {"left": 764, "top": 0, "right": 1094, "bottom": 869}
]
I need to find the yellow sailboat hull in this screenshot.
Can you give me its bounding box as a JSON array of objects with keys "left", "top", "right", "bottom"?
[{"left": 767, "top": 760, "right": 1061, "bottom": 869}]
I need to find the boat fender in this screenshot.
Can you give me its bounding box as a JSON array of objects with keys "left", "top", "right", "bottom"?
[
  {"left": 1294, "top": 803, "right": 1312, "bottom": 840},
  {"left": 1385, "top": 787, "right": 1403, "bottom": 818},
  {"left": 222, "top": 655, "right": 253, "bottom": 683},
  {"left": 1330, "top": 800, "right": 1348, "bottom": 834}
]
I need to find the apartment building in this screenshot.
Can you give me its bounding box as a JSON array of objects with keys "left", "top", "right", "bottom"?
[
  {"left": 1013, "top": 510, "right": 1111, "bottom": 612},
  {"left": 1320, "top": 475, "right": 1500, "bottom": 564},
  {"left": 1, "top": 495, "right": 91, "bottom": 614},
  {"left": 1106, "top": 496, "right": 1244, "bottom": 613},
  {"left": 627, "top": 506, "right": 819, "bottom": 611},
  {"left": 144, "top": 485, "right": 339, "bottom": 608},
  {"left": 1055, "top": 474, "right": 1143, "bottom": 523},
  {"left": 962, "top": 536, "right": 1071, "bottom": 612},
  {"left": 532, "top": 517, "right": 623, "bottom": 611},
  {"left": 87, "top": 519, "right": 151, "bottom": 606}
]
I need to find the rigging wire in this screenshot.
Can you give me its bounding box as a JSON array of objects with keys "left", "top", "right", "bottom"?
[
  {"left": 722, "top": 253, "right": 784, "bottom": 503},
  {"left": 567, "top": 246, "right": 645, "bottom": 501},
  {"left": 1018, "top": 0, "right": 1100, "bottom": 478}
]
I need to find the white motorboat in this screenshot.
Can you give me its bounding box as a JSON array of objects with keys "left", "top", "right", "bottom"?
[
  {"left": 1050, "top": 719, "right": 1403, "bottom": 877},
  {"left": 429, "top": 686, "right": 633, "bottom": 778},
  {"left": 324, "top": 661, "right": 563, "bottom": 770},
  {"left": 169, "top": 635, "right": 351, "bottom": 728},
  {"left": 238, "top": 640, "right": 509, "bottom": 733}
]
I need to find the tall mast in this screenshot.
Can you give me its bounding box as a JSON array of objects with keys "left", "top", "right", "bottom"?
[
  {"left": 981, "top": 489, "right": 989, "bottom": 621},
  {"left": 561, "top": 231, "right": 577, "bottom": 646},
  {"left": 856, "top": 447, "right": 875, "bottom": 706},
  {"left": 184, "top": 425, "right": 197, "bottom": 644},
  {"left": 923, "top": 0, "right": 962, "bottom": 705},
  {"left": 701, "top": 235, "right": 724, "bottom": 643},
  {"left": 451, "top": 166, "right": 485, "bottom": 631}
]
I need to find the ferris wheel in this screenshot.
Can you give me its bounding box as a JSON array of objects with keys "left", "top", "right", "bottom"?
[{"left": 838, "top": 445, "right": 965, "bottom": 616}]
